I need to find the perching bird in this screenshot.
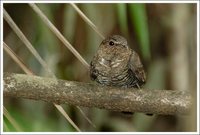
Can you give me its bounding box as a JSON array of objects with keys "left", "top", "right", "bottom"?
[{"left": 90, "top": 35, "right": 146, "bottom": 89}]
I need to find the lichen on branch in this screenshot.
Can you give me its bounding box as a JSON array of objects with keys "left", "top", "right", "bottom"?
[{"left": 3, "top": 72, "right": 192, "bottom": 115}]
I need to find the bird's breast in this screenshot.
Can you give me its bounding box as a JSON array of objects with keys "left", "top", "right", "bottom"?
[{"left": 97, "top": 57, "right": 129, "bottom": 76}]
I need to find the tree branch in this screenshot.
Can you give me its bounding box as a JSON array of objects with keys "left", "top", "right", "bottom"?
[{"left": 3, "top": 72, "right": 192, "bottom": 115}]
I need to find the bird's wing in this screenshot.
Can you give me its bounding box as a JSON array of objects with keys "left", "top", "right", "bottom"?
[
  {"left": 90, "top": 56, "right": 98, "bottom": 81},
  {"left": 128, "top": 51, "right": 146, "bottom": 84}
]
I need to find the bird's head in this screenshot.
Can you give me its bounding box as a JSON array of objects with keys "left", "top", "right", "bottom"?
[{"left": 100, "top": 35, "right": 129, "bottom": 49}]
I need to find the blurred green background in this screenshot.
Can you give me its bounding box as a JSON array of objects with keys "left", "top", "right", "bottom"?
[{"left": 3, "top": 3, "right": 197, "bottom": 132}]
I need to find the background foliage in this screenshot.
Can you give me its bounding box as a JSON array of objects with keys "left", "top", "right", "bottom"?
[{"left": 3, "top": 3, "right": 197, "bottom": 132}]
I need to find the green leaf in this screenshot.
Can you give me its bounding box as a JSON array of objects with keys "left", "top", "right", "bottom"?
[
  {"left": 129, "top": 4, "right": 151, "bottom": 61},
  {"left": 116, "top": 4, "right": 128, "bottom": 36}
]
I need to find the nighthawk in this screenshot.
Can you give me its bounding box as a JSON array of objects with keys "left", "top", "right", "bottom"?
[{"left": 90, "top": 35, "right": 146, "bottom": 88}]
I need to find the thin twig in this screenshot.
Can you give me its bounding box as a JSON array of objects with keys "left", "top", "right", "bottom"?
[
  {"left": 3, "top": 42, "right": 34, "bottom": 75},
  {"left": 4, "top": 7, "right": 94, "bottom": 129},
  {"left": 53, "top": 104, "right": 81, "bottom": 132},
  {"left": 70, "top": 3, "right": 105, "bottom": 39},
  {"left": 3, "top": 42, "right": 82, "bottom": 132},
  {"left": 4, "top": 73, "right": 192, "bottom": 115},
  {"left": 3, "top": 106, "right": 22, "bottom": 131},
  {"left": 28, "top": 3, "right": 89, "bottom": 69},
  {"left": 3, "top": 8, "right": 56, "bottom": 78},
  {"left": 76, "top": 106, "right": 96, "bottom": 128}
]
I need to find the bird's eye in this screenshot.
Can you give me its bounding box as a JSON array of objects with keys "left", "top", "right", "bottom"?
[{"left": 109, "top": 41, "right": 114, "bottom": 46}]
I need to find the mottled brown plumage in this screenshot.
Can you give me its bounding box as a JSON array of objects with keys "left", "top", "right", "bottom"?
[{"left": 90, "top": 35, "right": 146, "bottom": 88}]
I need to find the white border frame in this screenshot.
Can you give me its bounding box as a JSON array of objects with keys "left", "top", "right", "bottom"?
[
  {"left": 1, "top": 0, "right": 199, "bottom": 134},
  {"left": 1, "top": 0, "right": 3, "bottom": 134}
]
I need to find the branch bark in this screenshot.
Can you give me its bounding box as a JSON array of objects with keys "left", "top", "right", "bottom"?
[{"left": 3, "top": 72, "right": 192, "bottom": 115}]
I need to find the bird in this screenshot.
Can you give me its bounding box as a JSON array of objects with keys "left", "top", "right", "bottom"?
[
  {"left": 90, "top": 35, "right": 146, "bottom": 89},
  {"left": 90, "top": 35, "right": 151, "bottom": 115}
]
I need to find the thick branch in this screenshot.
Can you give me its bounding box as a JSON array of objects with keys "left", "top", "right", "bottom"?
[{"left": 3, "top": 73, "right": 192, "bottom": 115}]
